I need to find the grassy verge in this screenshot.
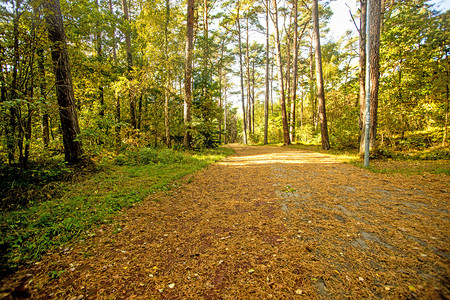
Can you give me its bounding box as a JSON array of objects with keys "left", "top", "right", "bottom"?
[
  {"left": 350, "top": 159, "right": 450, "bottom": 175},
  {"left": 0, "top": 147, "right": 233, "bottom": 278},
  {"left": 288, "top": 143, "right": 449, "bottom": 176}
]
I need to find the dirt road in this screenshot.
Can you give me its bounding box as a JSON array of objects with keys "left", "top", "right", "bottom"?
[{"left": 3, "top": 145, "right": 449, "bottom": 299}]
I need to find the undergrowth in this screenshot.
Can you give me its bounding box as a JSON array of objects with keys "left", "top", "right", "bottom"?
[{"left": 0, "top": 147, "right": 233, "bottom": 279}]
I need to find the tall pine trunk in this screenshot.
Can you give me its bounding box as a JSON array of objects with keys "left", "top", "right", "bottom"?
[
  {"left": 309, "top": 38, "right": 316, "bottom": 130},
  {"left": 312, "top": 0, "right": 330, "bottom": 150},
  {"left": 184, "top": 0, "right": 194, "bottom": 148},
  {"left": 43, "top": 0, "right": 83, "bottom": 163},
  {"left": 369, "top": 0, "right": 381, "bottom": 150},
  {"left": 95, "top": 0, "right": 105, "bottom": 121},
  {"left": 8, "top": 4, "right": 20, "bottom": 165},
  {"left": 289, "top": 0, "right": 298, "bottom": 143},
  {"left": 237, "top": 1, "right": 247, "bottom": 144},
  {"left": 37, "top": 49, "right": 50, "bottom": 148},
  {"left": 272, "top": 0, "right": 290, "bottom": 145},
  {"left": 246, "top": 16, "right": 252, "bottom": 136},
  {"left": 358, "top": 0, "right": 367, "bottom": 155},
  {"left": 164, "top": 0, "right": 171, "bottom": 147},
  {"left": 264, "top": 0, "right": 269, "bottom": 145},
  {"left": 122, "top": 0, "right": 136, "bottom": 129}
]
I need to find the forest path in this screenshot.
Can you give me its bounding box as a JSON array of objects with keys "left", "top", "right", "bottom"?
[{"left": 5, "top": 145, "right": 450, "bottom": 299}]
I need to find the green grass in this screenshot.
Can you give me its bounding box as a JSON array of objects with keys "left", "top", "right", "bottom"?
[
  {"left": 287, "top": 142, "right": 449, "bottom": 176},
  {"left": 0, "top": 147, "right": 233, "bottom": 277},
  {"left": 349, "top": 159, "right": 450, "bottom": 175}
]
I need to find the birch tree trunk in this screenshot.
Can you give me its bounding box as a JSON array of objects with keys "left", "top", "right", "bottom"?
[{"left": 312, "top": 0, "right": 330, "bottom": 150}]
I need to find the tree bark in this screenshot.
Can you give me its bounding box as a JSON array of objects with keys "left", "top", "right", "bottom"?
[
  {"left": 43, "top": 0, "right": 83, "bottom": 163},
  {"left": 8, "top": 4, "right": 20, "bottom": 165},
  {"left": 358, "top": 0, "right": 367, "bottom": 155},
  {"left": 184, "top": 0, "right": 194, "bottom": 148},
  {"left": 264, "top": 0, "right": 269, "bottom": 145},
  {"left": 369, "top": 0, "right": 381, "bottom": 150},
  {"left": 289, "top": 0, "right": 298, "bottom": 143},
  {"left": 115, "top": 95, "right": 121, "bottom": 146},
  {"left": 443, "top": 53, "right": 449, "bottom": 146},
  {"left": 286, "top": 22, "right": 291, "bottom": 114},
  {"left": 109, "top": 0, "right": 117, "bottom": 63},
  {"left": 252, "top": 61, "right": 255, "bottom": 134},
  {"left": 224, "top": 77, "right": 228, "bottom": 144},
  {"left": 164, "top": 0, "right": 171, "bottom": 147},
  {"left": 122, "top": 0, "right": 136, "bottom": 129},
  {"left": 312, "top": 0, "right": 330, "bottom": 150},
  {"left": 309, "top": 37, "right": 316, "bottom": 129},
  {"left": 237, "top": 0, "right": 247, "bottom": 144},
  {"left": 271, "top": 0, "right": 290, "bottom": 145},
  {"left": 246, "top": 15, "right": 252, "bottom": 135},
  {"left": 95, "top": 0, "right": 105, "bottom": 120}
]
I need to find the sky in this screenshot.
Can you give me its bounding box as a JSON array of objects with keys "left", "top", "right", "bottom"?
[
  {"left": 328, "top": 0, "right": 450, "bottom": 41},
  {"left": 229, "top": 0, "right": 450, "bottom": 109}
]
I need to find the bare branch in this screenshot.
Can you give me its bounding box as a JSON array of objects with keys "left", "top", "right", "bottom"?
[{"left": 346, "top": 3, "right": 360, "bottom": 36}]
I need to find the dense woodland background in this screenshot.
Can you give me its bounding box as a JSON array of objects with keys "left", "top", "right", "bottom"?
[{"left": 0, "top": 0, "right": 448, "bottom": 168}]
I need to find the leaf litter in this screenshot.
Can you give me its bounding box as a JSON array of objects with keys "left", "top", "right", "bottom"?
[{"left": 1, "top": 145, "right": 448, "bottom": 299}]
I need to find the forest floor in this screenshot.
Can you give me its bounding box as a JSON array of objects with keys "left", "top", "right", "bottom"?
[{"left": 1, "top": 144, "right": 449, "bottom": 299}]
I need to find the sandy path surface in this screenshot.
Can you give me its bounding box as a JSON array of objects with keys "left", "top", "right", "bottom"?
[{"left": 2, "top": 145, "right": 449, "bottom": 299}]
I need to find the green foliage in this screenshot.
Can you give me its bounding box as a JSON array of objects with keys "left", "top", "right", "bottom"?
[
  {"left": 114, "top": 147, "right": 190, "bottom": 166},
  {"left": 0, "top": 147, "right": 233, "bottom": 277},
  {"left": 191, "top": 122, "right": 221, "bottom": 150},
  {"left": 0, "top": 159, "right": 75, "bottom": 211}
]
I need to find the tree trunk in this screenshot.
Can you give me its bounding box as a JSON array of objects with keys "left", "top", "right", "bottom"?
[
  {"left": 252, "top": 61, "right": 255, "bottom": 134},
  {"left": 271, "top": 0, "right": 290, "bottom": 145},
  {"left": 218, "top": 41, "right": 225, "bottom": 144},
  {"left": 443, "top": 82, "right": 449, "bottom": 146},
  {"left": 164, "top": 0, "right": 171, "bottom": 147},
  {"left": 115, "top": 95, "right": 121, "bottom": 146},
  {"left": 286, "top": 23, "right": 291, "bottom": 115},
  {"left": 109, "top": 0, "right": 117, "bottom": 63},
  {"left": 237, "top": 1, "right": 247, "bottom": 144},
  {"left": 8, "top": 5, "right": 20, "bottom": 165},
  {"left": 369, "top": 0, "right": 381, "bottom": 150},
  {"left": 289, "top": 0, "right": 298, "bottom": 143},
  {"left": 246, "top": 16, "right": 252, "bottom": 135},
  {"left": 264, "top": 0, "right": 269, "bottom": 145},
  {"left": 122, "top": 0, "right": 136, "bottom": 129},
  {"left": 443, "top": 54, "right": 449, "bottom": 146},
  {"left": 224, "top": 80, "right": 228, "bottom": 144},
  {"left": 300, "top": 74, "right": 304, "bottom": 130},
  {"left": 184, "top": 0, "right": 194, "bottom": 148},
  {"left": 95, "top": 0, "right": 105, "bottom": 120},
  {"left": 358, "top": 0, "right": 367, "bottom": 155},
  {"left": 312, "top": 0, "right": 330, "bottom": 150},
  {"left": 137, "top": 94, "right": 142, "bottom": 130},
  {"left": 43, "top": 0, "right": 83, "bottom": 164},
  {"left": 309, "top": 38, "right": 316, "bottom": 130}
]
